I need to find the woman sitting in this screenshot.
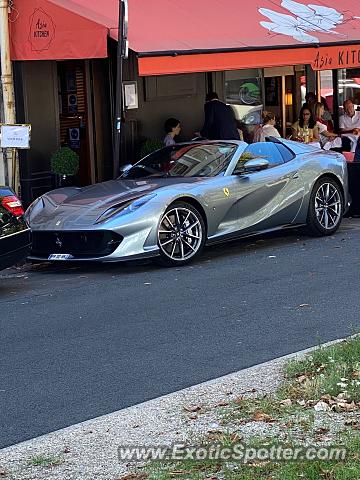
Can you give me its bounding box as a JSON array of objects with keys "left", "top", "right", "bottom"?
[
  {"left": 320, "top": 96, "right": 334, "bottom": 131},
  {"left": 314, "top": 102, "right": 350, "bottom": 152},
  {"left": 291, "top": 106, "right": 319, "bottom": 143},
  {"left": 260, "top": 111, "right": 281, "bottom": 141},
  {"left": 253, "top": 111, "right": 281, "bottom": 142}
]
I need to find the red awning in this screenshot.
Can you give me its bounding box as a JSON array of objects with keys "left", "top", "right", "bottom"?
[
  {"left": 132, "top": 0, "right": 360, "bottom": 75},
  {"left": 10, "top": 0, "right": 118, "bottom": 61},
  {"left": 10, "top": 0, "right": 360, "bottom": 74}
]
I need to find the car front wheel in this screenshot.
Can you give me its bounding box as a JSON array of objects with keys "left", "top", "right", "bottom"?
[
  {"left": 156, "top": 201, "right": 206, "bottom": 266},
  {"left": 306, "top": 177, "right": 343, "bottom": 236}
]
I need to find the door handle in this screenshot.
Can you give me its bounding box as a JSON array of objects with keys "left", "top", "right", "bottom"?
[{"left": 292, "top": 172, "right": 299, "bottom": 179}]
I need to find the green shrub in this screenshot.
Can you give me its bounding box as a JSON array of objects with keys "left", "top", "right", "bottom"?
[{"left": 50, "top": 147, "right": 79, "bottom": 176}]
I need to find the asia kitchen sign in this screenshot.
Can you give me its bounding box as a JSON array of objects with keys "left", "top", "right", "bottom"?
[
  {"left": 28, "top": 8, "right": 56, "bottom": 52},
  {"left": 312, "top": 45, "right": 360, "bottom": 71}
]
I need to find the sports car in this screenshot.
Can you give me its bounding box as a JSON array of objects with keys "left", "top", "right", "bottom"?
[{"left": 26, "top": 138, "right": 348, "bottom": 266}]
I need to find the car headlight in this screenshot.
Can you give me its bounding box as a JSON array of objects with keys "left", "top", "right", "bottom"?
[
  {"left": 25, "top": 197, "right": 44, "bottom": 221},
  {"left": 95, "top": 193, "right": 157, "bottom": 224}
]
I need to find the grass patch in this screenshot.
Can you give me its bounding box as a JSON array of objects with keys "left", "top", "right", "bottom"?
[
  {"left": 146, "top": 459, "right": 222, "bottom": 480},
  {"left": 222, "top": 337, "right": 360, "bottom": 431},
  {"left": 138, "top": 336, "right": 360, "bottom": 480},
  {"left": 28, "top": 454, "right": 63, "bottom": 468},
  {"left": 221, "top": 395, "right": 310, "bottom": 424},
  {"left": 143, "top": 432, "right": 360, "bottom": 479},
  {"left": 283, "top": 336, "right": 360, "bottom": 402}
]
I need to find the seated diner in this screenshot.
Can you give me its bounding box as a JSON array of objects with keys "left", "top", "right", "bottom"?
[
  {"left": 291, "top": 106, "right": 319, "bottom": 144},
  {"left": 339, "top": 100, "right": 360, "bottom": 134},
  {"left": 253, "top": 111, "right": 281, "bottom": 142},
  {"left": 314, "top": 102, "right": 344, "bottom": 151}
]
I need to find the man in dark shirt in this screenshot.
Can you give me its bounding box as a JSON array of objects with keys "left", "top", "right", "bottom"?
[
  {"left": 200, "top": 92, "right": 240, "bottom": 140},
  {"left": 355, "top": 137, "right": 360, "bottom": 162}
]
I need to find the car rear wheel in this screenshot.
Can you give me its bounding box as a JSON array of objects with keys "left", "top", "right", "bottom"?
[
  {"left": 306, "top": 177, "right": 343, "bottom": 236},
  {"left": 156, "top": 201, "right": 206, "bottom": 266}
]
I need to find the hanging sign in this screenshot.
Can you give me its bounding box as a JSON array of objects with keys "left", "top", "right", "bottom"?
[
  {"left": 0, "top": 124, "right": 31, "bottom": 149},
  {"left": 123, "top": 81, "right": 138, "bottom": 109},
  {"left": 69, "top": 128, "right": 80, "bottom": 149},
  {"left": 67, "top": 93, "right": 78, "bottom": 113}
]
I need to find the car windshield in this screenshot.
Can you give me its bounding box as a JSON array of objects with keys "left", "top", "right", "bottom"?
[{"left": 122, "top": 143, "right": 237, "bottom": 179}]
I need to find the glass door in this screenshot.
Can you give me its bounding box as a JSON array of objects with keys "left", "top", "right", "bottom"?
[{"left": 224, "top": 69, "right": 264, "bottom": 142}]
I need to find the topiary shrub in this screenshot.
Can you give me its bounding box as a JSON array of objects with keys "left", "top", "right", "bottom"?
[
  {"left": 50, "top": 147, "right": 79, "bottom": 176},
  {"left": 140, "top": 138, "right": 163, "bottom": 158}
]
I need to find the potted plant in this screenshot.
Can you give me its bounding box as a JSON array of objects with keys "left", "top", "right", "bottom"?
[{"left": 50, "top": 146, "right": 79, "bottom": 187}]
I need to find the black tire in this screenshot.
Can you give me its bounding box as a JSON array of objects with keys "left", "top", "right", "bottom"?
[
  {"left": 306, "top": 176, "right": 343, "bottom": 236},
  {"left": 155, "top": 201, "right": 206, "bottom": 267}
]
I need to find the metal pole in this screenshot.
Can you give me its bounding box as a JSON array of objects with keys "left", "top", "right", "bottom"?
[
  {"left": 316, "top": 70, "right": 321, "bottom": 102},
  {"left": 113, "top": 0, "right": 128, "bottom": 178},
  {"left": 11, "top": 147, "right": 16, "bottom": 187},
  {"left": 0, "top": 0, "right": 16, "bottom": 188},
  {"left": 281, "top": 76, "right": 286, "bottom": 138}
]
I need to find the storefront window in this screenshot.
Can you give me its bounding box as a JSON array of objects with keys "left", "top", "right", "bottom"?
[
  {"left": 225, "top": 69, "right": 263, "bottom": 126},
  {"left": 338, "top": 68, "right": 360, "bottom": 111}
]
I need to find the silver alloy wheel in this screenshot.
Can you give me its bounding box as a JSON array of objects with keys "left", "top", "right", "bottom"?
[
  {"left": 314, "top": 182, "right": 342, "bottom": 230},
  {"left": 158, "top": 207, "right": 203, "bottom": 261}
]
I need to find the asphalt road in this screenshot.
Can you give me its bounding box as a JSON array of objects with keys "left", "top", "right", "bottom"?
[{"left": 1, "top": 219, "right": 360, "bottom": 448}]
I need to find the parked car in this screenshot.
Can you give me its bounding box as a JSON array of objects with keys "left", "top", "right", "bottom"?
[
  {"left": 25, "top": 138, "right": 348, "bottom": 267},
  {"left": 0, "top": 187, "right": 31, "bottom": 271}
]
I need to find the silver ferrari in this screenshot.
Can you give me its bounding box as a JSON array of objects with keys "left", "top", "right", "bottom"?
[{"left": 26, "top": 138, "right": 348, "bottom": 266}]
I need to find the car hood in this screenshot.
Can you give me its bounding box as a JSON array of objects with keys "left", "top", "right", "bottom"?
[
  {"left": 48, "top": 177, "right": 203, "bottom": 206},
  {"left": 29, "top": 177, "right": 204, "bottom": 229}
]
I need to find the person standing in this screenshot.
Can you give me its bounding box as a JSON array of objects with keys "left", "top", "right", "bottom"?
[
  {"left": 200, "top": 92, "right": 240, "bottom": 140},
  {"left": 303, "top": 91, "right": 317, "bottom": 113},
  {"left": 163, "top": 118, "right": 181, "bottom": 146}
]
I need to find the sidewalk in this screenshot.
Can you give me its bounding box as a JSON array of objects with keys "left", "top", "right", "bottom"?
[{"left": 0, "top": 338, "right": 355, "bottom": 480}]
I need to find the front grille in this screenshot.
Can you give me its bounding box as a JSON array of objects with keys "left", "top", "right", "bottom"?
[{"left": 31, "top": 230, "right": 123, "bottom": 258}]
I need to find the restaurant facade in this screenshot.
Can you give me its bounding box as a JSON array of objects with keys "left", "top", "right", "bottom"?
[{"left": 7, "top": 0, "right": 360, "bottom": 205}]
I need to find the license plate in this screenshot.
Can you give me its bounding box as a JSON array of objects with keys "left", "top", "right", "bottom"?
[{"left": 48, "top": 254, "right": 74, "bottom": 260}]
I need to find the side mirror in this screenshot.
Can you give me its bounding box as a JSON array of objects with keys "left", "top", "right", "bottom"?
[
  {"left": 243, "top": 158, "right": 269, "bottom": 172},
  {"left": 119, "top": 163, "right": 132, "bottom": 174}
]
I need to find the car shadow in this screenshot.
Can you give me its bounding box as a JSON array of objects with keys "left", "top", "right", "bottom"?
[
  {"left": 15, "top": 228, "right": 309, "bottom": 277},
  {"left": 17, "top": 258, "right": 158, "bottom": 277},
  {"left": 10, "top": 219, "right": 354, "bottom": 277},
  {"left": 200, "top": 228, "right": 309, "bottom": 261}
]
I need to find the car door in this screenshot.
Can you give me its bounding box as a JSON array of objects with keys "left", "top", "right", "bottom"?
[
  {"left": 228, "top": 142, "right": 304, "bottom": 236},
  {"left": 198, "top": 143, "right": 250, "bottom": 238}
]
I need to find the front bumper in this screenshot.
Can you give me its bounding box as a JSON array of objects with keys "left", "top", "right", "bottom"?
[
  {"left": 31, "top": 230, "right": 123, "bottom": 258},
  {"left": 28, "top": 228, "right": 160, "bottom": 262}
]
